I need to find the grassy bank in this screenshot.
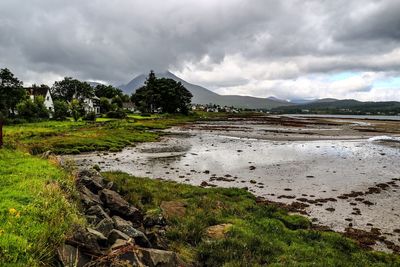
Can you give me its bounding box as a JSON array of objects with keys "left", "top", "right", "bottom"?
[
  {"left": 3, "top": 114, "right": 198, "bottom": 155},
  {"left": 103, "top": 171, "right": 400, "bottom": 266},
  {"left": 0, "top": 149, "right": 82, "bottom": 266}
]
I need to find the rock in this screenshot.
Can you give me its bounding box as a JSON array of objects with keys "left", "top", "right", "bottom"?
[
  {"left": 41, "top": 150, "right": 53, "bottom": 159},
  {"left": 66, "top": 227, "right": 104, "bottom": 255},
  {"left": 57, "top": 244, "right": 91, "bottom": 267},
  {"left": 86, "top": 205, "right": 111, "bottom": 222},
  {"left": 110, "top": 239, "right": 133, "bottom": 251},
  {"left": 143, "top": 213, "right": 167, "bottom": 228},
  {"left": 160, "top": 201, "right": 187, "bottom": 219},
  {"left": 85, "top": 215, "right": 100, "bottom": 225},
  {"left": 95, "top": 218, "right": 115, "bottom": 236},
  {"left": 78, "top": 175, "right": 104, "bottom": 194},
  {"left": 108, "top": 229, "right": 132, "bottom": 245},
  {"left": 78, "top": 169, "right": 105, "bottom": 187},
  {"left": 113, "top": 216, "right": 151, "bottom": 248},
  {"left": 85, "top": 244, "right": 140, "bottom": 267},
  {"left": 99, "top": 189, "right": 142, "bottom": 223},
  {"left": 205, "top": 224, "right": 233, "bottom": 239},
  {"left": 145, "top": 230, "right": 168, "bottom": 250},
  {"left": 137, "top": 248, "right": 185, "bottom": 267},
  {"left": 78, "top": 185, "right": 103, "bottom": 208},
  {"left": 87, "top": 228, "right": 108, "bottom": 248},
  {"left": 106, "top": 181, "right": 118, "bottom": 191}
]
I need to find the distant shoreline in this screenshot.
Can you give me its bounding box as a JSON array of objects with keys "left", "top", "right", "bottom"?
[{"left": 286, "top": 114, "right": 400, "bottom": 121}]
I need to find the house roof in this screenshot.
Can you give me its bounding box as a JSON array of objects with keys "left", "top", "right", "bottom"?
[
  {"left": 123, "top": 102, "right": 135, "bottom": 108},
  {"left": 25, "top": 87, "right": 48, "bottom": 97}
]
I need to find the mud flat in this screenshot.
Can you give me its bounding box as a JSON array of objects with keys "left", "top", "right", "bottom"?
[{"left": 69, "top": 115, "right": 400, "bottom": 252}]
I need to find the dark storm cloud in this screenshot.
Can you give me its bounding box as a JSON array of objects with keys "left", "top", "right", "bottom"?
[{"left": 0, "top": 0, "right": 399, "bottom": 94}]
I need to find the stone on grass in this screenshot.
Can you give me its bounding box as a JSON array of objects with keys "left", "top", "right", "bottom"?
[
  {"left": 205, "top": 223, "right": 233, "bottom": 239},
  {"left": 95, "top": 218, "right": 114, "bottom": 236},
  {"left": 113, "top": 216, "right": 151, "bottom": 248},
  {"left": 108, "top": 229, "right": 132, "bottom": 245},
  {"left": 137, "top": 248, "right": 185, "bottom": 267},
  {"left": 57, "top": 244, "right": 91, "bottom": 267},
  {"left": 160, "top": 201, "right": 187, "bottom": 219},
  {"left": 78, "top": 185, "right": 103, "bottom": 208},
  {"left": 99, "top": 189, "right": 142, "bottom": 222}
]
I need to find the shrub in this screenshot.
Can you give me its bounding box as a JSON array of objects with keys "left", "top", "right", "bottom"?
[
  {"left": 53, "top": 100, "right": 69, "bottom": 120},
  {"left": 83, "top": 112, "right": 96, "bottom": 121},
  {"left": 106, "top": 109, "right": 126, "bottom": 119}
]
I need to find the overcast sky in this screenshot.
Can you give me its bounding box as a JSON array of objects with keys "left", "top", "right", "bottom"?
[{"left": 1, "top": 0, "right": 400, "bottom": 101}]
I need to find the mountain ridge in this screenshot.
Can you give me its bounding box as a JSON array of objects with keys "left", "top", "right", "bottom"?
[{"left": 118, "top": 71, "right": 293, "bottom": 109}]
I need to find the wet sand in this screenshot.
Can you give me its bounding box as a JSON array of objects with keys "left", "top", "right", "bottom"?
[{"left": 69, "top": 115, "right": 400, "bottom": 252}]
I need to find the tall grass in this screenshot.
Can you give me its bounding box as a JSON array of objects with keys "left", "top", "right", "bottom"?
[{"left": 0, "top": 149, "right": 82, "bottom": 266}]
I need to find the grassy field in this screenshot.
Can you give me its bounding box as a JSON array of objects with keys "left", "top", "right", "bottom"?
[
  {"left": 3, "top": 114, "right": 198, "bottom": 155},
  {"left": 103, "top": 171, "right": 400, "bottom": 266},
  {"left": 0, "top": 149, "right": 82, "bottom": 266},
  {"left": 2, "top": 113, "right": 400, "bottom": 266}
]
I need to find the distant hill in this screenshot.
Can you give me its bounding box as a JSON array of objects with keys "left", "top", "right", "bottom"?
[
  {"left": 272, "top": 99, "right": 400, "bottom": 115},
  {"left": 87, "top": 81, "right": 103, "bottom": 87},
  {"left": 289, "top": 98, "right": 338, "bottom": 104},
  {"left": 118, "top": 71, "right": 293, "bottom": 109}
]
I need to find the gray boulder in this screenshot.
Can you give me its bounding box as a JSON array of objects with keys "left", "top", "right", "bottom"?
[
  {"left": 108, "top": 229, "right": 132, "bottom": 245},
  {"left": 137, "top": 248, "right": 186, "bottom": 267},
  {"left": 113, "top": 216, "right": 151, "bottom": 248},
  {"left": 86, "top": 205, "right": 111, "bottom": 221},
  {"left": 78, "top": 185, "right": 103, "bottom": 209},
  {"left": 57, "top": 244, "right": 91, "bottom": 267},
  {"left": 95, "top": 218, "right": 114, "bottom": 236},
  {"left": 99, "top": 189, "right": 142, "bottom": 223}
]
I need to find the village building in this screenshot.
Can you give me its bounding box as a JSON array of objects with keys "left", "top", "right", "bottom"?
[
  {"left": 122, "top": 102, "right": 136, "bottom": 112},
  {"left": 83, "top": 96, "right": 101, "bottom": 114},
  {"left": 26, "top": 87, "right": 54, "bottom": 113}
]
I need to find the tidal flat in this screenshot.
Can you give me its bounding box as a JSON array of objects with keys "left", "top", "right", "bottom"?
[{"left": 70, "top": 115, "right": 400, "bottom": 252}]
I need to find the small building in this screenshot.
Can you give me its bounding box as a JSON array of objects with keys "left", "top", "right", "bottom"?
[
  {"left": 26, "top": 87, "right": 54, "bottom": 113},
  {"left": 83, "top": 96, "right": 101, "bottom": 114},
  {"left": 122, "top": 102, "right": 136, "bottom": 112}
]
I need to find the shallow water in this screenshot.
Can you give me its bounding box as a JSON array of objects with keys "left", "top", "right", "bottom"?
[{"left": 70, "top": 120, "right": 400, "bottom": 251}]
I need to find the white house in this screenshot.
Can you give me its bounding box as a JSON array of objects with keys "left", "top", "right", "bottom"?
[
  {"left": 26, "top": 87, "right": 54, "bottom": 114},
  {"left": 83, "top": 96, "right": 101, "bottom": 114}
]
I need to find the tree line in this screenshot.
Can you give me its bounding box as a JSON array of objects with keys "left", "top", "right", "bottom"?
[{"left": 0, "top": 68, "right": 192, "bottom": 124}]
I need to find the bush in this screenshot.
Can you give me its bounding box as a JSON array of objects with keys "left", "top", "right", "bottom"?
[
  {"left": 83, "top": 112, "right": 96, "bottom": 121},
  {"left": 16, "top": 96, "right": 49, "bottom": 120},
  {"left": 53, "top": 100, "right": 69, "bottom": 120},
  {"left": 106, "top": 109, "right": 126, "bottom": 119}
]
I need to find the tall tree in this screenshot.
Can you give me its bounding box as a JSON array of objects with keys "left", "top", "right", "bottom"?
[
  {"left": 94, "top": 84, "right": 123, "bottom": 99},
  {"left": 0, "top": 68, "right": 26, "bottom": 117},
  {"left": 51, "top": 77, "right": 94, "bottom": 102},
  {"left": 131, "top": 71, "right": 192, "bottom": 114}
]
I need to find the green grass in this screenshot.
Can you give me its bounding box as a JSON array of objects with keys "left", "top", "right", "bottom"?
[
  {"left": 3, "top": 114, "right": 198, "bottom": 155},
  {"left": 103, "top": 171, "right": 400, "bottom": 266},
  {"left": 0, "top": 149, "right": 83, "bottom": 266}
]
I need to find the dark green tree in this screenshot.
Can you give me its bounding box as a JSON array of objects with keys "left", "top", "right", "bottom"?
[
  {"left": 51, "top": 77, "right": 94, "bottom": 102},
  {"left": 53, "top": 100, "right": 70, "bottom": 120},
  {"left": 157, "top": 78, "right": 192, "bottom": 114},
  {"left": 0, "top": 68, "right": 26, "bottom": 117},
  {"left": 94, "top": 84, "right": 123, "bottom": 99},
  {"left": 70, "top": 99, "right": 85, "bottom": 121},
  {"left": 99, "top": 97, "right": 112, "bottom": 113},
  {"left": 16, "top": 96, "right": 49, "bottom": 120},
  {"left": 131, "top": 71, "right": 192, "bottom": 114},
  {"left": 111, "top": 95, "right": 123, "bottom": 108}
]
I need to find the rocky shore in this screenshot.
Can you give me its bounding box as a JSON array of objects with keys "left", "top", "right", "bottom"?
[{"left": 57, "top": 169, "right": 188, "bottom": 267}]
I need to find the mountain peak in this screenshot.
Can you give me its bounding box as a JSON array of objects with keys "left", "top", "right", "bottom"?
[{"left": 118, "top": 71, "right": 294, "bottom": 109}]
